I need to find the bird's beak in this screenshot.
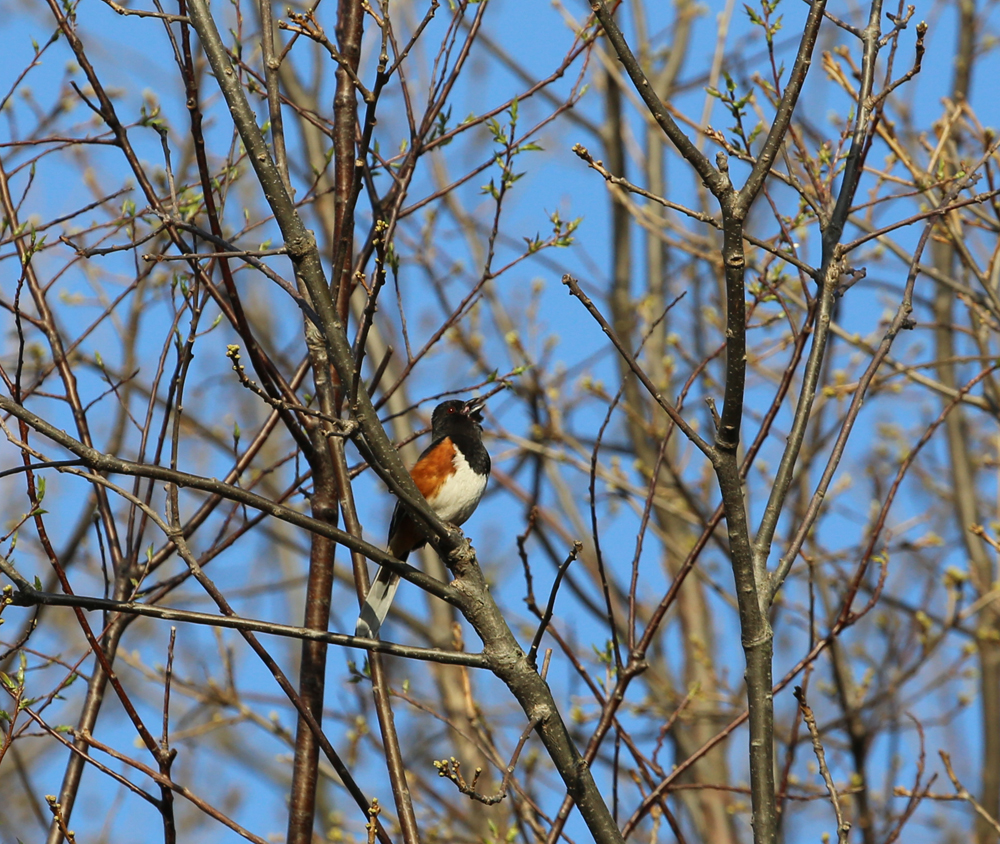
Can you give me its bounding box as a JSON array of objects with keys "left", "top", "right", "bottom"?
[{"left": 462, "top": 396, "right": 486, "bottom": 421}]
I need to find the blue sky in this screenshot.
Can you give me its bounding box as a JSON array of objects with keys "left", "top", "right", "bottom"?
[{"left": 3, "top": 0, "right": 1000, "bottom": 841}]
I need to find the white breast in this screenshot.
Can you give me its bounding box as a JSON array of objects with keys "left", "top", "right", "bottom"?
[{"left": 426, "top": 447, "right": 487, "bottom": 525}]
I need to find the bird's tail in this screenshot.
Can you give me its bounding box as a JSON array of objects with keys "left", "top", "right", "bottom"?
[{"left": 355, "top": 565, "right": 402, "bottom": 639}]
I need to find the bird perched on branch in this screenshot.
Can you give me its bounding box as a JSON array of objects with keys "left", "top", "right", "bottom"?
[{"left": 356, "top": 396, "right": 490, "bottom": 639}]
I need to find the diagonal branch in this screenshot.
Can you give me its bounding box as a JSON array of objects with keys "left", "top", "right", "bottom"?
[
  {"left": 589, "top": 0, "right": 729, "bottom": 197},
  {"left": 561, "top": 274, "right": 714, "bottom": 458}
]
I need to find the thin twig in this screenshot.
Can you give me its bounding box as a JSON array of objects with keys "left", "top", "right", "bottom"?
[
  {"left": 561, "top": 274, "right": 713, "bottom": 457},
  {"left": 435, "top": 715, "right": 541, "bottom": 806},
  {"left": 0, "top": 562, "right": 484, "bottom": 667},
  {"left": 527, "top": 541, "right": 581, "bottom": 667},
  {"left": 938, "top": 752, "right": 1000, "bottom": 835},
  {"left": 794, "top": 686, "right": 850, "bottom": 843}
]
